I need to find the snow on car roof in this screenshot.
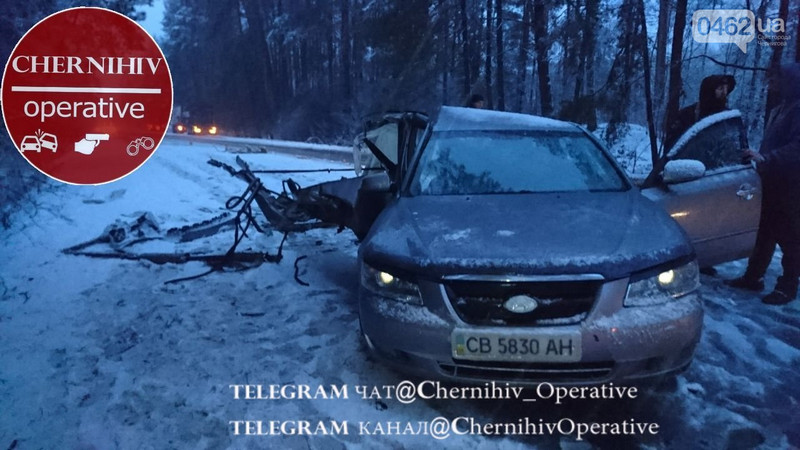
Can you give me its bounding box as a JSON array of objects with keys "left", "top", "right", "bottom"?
[{"left": 434, "top": 106, "right": 579, "bottom": 132}]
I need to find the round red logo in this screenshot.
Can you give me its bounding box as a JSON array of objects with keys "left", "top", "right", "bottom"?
[{"left": 1, "top": 7, "right": 173, "bottom": 185}]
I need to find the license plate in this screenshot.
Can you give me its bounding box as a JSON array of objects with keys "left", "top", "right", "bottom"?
[{"left": 452, "top": 330, "right": 581, "bottom": 362}]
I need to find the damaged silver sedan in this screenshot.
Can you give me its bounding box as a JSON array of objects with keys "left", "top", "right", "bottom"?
[{"left": 356, "top": 107, "right": 703, "bottom": 385}]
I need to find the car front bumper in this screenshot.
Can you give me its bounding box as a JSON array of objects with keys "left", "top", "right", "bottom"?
[{"left": 359, "top": 277, "right": 703, "bottom": 386}]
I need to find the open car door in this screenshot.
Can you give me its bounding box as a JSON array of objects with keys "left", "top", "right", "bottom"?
[
  {"left": 291, "top": 111, "right": 429, "bottom": 239},
  {"left": 350, "top": 112, "right": 429, "bottom": 237},
  {"left": 642, "top": 111, "right": 761, "bottom": 267}
]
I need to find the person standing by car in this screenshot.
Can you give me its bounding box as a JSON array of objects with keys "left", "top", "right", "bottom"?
[
  {"left": 665, "top": 74, "right": 736, "bottom": 150},
  {"left": 727, "top": 64, "right": 800, "bottom": 305},
  {"left": 465, "top": 93, "right": 486, "bottom": 109},
  {"left": 663, "top": 74, "right": 738, "bottom": 276}
]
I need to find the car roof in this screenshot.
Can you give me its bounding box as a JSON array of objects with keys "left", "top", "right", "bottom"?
[{"left": 433, "top": 106, "right": 580, "bottom": 133}]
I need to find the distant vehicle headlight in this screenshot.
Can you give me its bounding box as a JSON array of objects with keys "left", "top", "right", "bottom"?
[
  {"left": 361, "top": 263, "right": 422, "bottom": 305},
  {"left": 625, "top": 260, "right": 699, "bottom": 307},
  {"left": 192, "top": 125, "right": 202, "bottom": 134},
  {"left": 208, "top": 126, "right": 218, "bottom": 135}
]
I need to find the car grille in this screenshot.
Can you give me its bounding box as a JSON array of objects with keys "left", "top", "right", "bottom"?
[
  {"left": 439, "top": 360, "right": 614, "bottom": 383},
  {"left": 444, "top": 279, "right": 601, "bottom": 326}
]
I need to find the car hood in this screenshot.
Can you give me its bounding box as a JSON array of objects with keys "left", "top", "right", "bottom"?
[{"left": 359, "top": 191, "right": 693, "bottom": 280}]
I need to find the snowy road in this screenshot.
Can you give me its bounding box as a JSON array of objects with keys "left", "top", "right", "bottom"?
[{"left": 1, "top": 139, "right": 798, "bottom": 449}]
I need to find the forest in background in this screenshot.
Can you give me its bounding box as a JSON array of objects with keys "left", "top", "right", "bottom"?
[
  {"left": 158, "top": 0, "right": 799, "bottom": 151},
  {"left": 2, "top": 0, "right": 800, "bottom": 148}
]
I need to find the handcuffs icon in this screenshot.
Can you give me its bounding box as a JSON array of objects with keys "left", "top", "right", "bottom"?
[{"left": 127, "top": 137, "right": 155, "bottom": 156}]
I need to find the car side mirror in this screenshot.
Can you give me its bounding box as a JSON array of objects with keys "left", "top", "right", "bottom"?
[{"left": 662, "top": 159, "right": 706, "bottom": 184}]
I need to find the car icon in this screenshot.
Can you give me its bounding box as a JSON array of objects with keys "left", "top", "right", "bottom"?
[
  {"left": 20, "top": 136, "right": 41, "bottom": 152},
  {"left": 39, "top": 133, "right": 58, "bottom": 152}
]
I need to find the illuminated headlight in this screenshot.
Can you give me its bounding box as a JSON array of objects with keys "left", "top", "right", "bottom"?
[
  {"left": 625, "top": 260, "right": 699, "bottom": 307},
  {"left": 192, "top": 125, "right": 202, "bottom": 134},
  {"left": 176, "top": 124, "right": 186, "bottom": 132},
  {"left": 360, "top": 264, "right": 422, "bottom": 305},
  {"left": 208, "top": 126, "right": 218, "bottom": 135}
]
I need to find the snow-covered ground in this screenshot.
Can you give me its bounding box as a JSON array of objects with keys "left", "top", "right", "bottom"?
[
  {"left": 1, "top": 138, "right": 798, "bottom": 449},
  {"left": 594, "top": 123, "right": 656, "bottom": 179}
]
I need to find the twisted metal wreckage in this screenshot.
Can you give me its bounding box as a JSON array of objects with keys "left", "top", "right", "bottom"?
[{"left": 62, "top": 112, "right": 427, "bottom": 284}]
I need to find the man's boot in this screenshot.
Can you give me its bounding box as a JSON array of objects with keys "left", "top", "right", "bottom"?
[
  {"left": 762, "top": 276, "right": 798, "bottom": 305},
  {"left": 725, "top": 275, "right": 765, "bottom": 292}
]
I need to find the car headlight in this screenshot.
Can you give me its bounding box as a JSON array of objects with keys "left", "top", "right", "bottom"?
[
  {"left": 360, "top": 263, "right": 422, "bottom": 305},
  {"left": 625, "top": 260, "right": 699, "bottom": 307}
]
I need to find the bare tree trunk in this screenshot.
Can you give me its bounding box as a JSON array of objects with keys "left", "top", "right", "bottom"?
[
  {"left": 749, "top": 0, "right": 768, "bottom": 92},
  {"left": 460, "top": 0, "right": 471, "bottom": 96},
  {"left": 352, "top": 0, "right": 363, "bottom": 91},
  {"left": 532, "top": 0, "right": 552, "bottom": 116},
  {"left": 665, "top": 0, "right": 688, "bottom": 148},
  {"left": 242, "top": 0, "right": 275, "bottom": 125},
  {"left": 643, "top": 0, "right": 687, "bottom": 186},
  {"left": 585, "top": 51, "right": 597, "bottom": 129},
  {"left": 300, "top": 40, "right": 308, "bottom": 89},
  {"left": 583, "top": 0, "right": 598, "bottom": 129},
  {"left": 275, "top": 0, "right": 290, "bottom": 110},
  {"left": 449, "top": 17, "right": 457, "bottom": 103},
  {"left": 484, "top": 0, "right": 494, "bottom": 107},
  {"left": 495, "top": 0, "right": 505, "bottom": 110},
  {"left": 327, "top": 10, "right": 335, "bottom": 94},
  {"left": 341, "top": 0, "right": 351, "bottom": 99},
  {"left": 604, "top": 0, "right": 636, "bottom": 130},
  {"left": 562, "top": 0, "right": 575, "bottom": 97},
  {"left": 441, "top": 0, "right": 451, "bottom": 103},
  {"left": 516, "top": 0, "right": 532, "bottom": 111},
  {"left": 654, "top": 0, "right": 671, "bottom": 119},
  {"left": 742, "top": 0, "right": 768, "bottom": 137},
  {"left": 637, "top": 0, "right": 658, "bottom": 168},
  {"left": 797, "top": 6, "right": 800, "bottom": 62},
  {"left": 572, "top": 0, "right": 596, "bottom": 102},
  {"left": 764, "top": 0, "right": 789, "bottom": 125}
]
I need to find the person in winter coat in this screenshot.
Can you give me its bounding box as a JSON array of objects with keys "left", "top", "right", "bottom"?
[
  {"left": 726, "top": 63, "right": 800, "bottom": 305},
  {"left": 665, "top": 74, "right": 737, "bottom": 150},
  {"left": 465, "top": 94, "right": 486, "bottom": 109}
]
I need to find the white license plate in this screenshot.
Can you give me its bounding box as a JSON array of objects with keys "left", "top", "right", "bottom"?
[{"left": 452, "top": 330, "right": 581, "bottom": 362}]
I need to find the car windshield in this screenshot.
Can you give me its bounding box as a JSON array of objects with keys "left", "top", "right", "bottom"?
[{"left": 408, "top": 130, "right": 628, "bottom": 195}]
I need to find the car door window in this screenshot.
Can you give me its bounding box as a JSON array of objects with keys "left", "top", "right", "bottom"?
[
  {"left": 671, "top": 115, "right": 746, "bottom": 171},
  {"left": 366, "top": 123, "right": 399, "bottom": 165}
]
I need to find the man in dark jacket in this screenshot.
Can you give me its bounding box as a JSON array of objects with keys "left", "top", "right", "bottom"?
[
  {"left": 727, "top": 64, "right": 800, "bottom": 305},
  {"left": 665, "top": 74, "right": 736, "bottom": 150},
  {"left": 466, "top": 94, "right": 486, "bottom": 109}
]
